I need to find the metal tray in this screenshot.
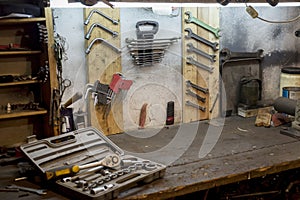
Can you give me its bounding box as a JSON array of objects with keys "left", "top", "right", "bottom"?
[{"left": 20, "top": 127, "right": 166, "bottom": 200}]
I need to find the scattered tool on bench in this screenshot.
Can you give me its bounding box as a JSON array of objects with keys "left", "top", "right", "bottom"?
[
  {"left": 45, "top": 154, "right": 121, "bottom": 180},
  {"left": 6, "top": 184, "right": 47, "bottom": 195},
  {"left": 185, "top": 11, "right": 221, "bottom": 38}
]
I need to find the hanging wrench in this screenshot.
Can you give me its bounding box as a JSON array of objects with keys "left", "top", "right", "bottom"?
[
  {"left": 85, "top": 23, "right": 118, "bottom": 39},
  {"left": 185, "top": 28, "right": 218, "bottom": 52},
  {"left": 84, "top": 9, "right": 119, "bottom": 25},
  {"left": 185, "top": 11, "right": 221, "bottom": 38},
  {"left": 186, "top": 56, "right": 214, "bottom": 73},
  {"left": 186, "top": 89, "right": 206, "bottom": 103},
  {"left": 187, "top": 43, "right": 216, "bottom": 62},
  {"left": 85, "top": 37, "right": 121, "bottom": 54},
  {"left": 6, "top": 184, "right": 47, "bottom": 195},
  {"left": 186, "top": 80, "right": 209, "bottom": 94},
  {"left": 186, "top": 101, "right": 206, "bottom": 112},
  {"left": 220, "top": 48, "right": 264, "bottom": 61}
]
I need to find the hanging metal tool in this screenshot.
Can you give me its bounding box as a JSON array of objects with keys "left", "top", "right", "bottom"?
[
  {"left": 84, "top": 9, "right": 119, "bottom": 25},
  {"left": 85, "top": 73, "right": 133, "bottom": 117},
  {"left": 51, "top": 33, "right": 72, "bottom": 134},
  {"left": 126, "top": 21, "right": 181, "bottom": 67}
]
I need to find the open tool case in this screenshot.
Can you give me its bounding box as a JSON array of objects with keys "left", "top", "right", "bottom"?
[{"left": 20, "top": 127, "right": 166, "bottom": 200}]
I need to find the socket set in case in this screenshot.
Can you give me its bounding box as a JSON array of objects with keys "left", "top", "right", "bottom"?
[{"left": 20, "top": 127, "right": 166, "bottom": 200}]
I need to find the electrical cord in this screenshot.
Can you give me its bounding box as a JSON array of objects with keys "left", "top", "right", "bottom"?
[{"left": 246, "top": 4, "right": 300, "bottom": 24}]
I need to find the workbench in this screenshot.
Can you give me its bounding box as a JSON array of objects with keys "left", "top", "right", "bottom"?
[{"left": 1, "top": 116, "right": 300, "bottom": 199}]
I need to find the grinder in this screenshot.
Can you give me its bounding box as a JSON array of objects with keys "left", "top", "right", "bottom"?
[{"left": 274, "top": 97, "right": 300, "bottom": 138}]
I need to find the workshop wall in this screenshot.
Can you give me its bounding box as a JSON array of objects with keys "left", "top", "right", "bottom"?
[
  {"left": 120, "top": 8, "right": 182, "bottom": 131},
  {"left": 220, "top": 6, "right": 299, "bottom": 113},
  {"left": 52, "top": 8, "right": 88, "bottom": 126},
  {"left": 52, "top": 5, "right": 299, "bottom": 134}
]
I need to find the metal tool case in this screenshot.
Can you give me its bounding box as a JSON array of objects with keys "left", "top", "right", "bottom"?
[{"left": 20, "top": 127, "right": 166, "bottom": 200}]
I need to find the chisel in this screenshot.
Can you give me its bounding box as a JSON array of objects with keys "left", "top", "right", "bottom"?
[{"left": 45, "top": 154, "right": 120, "bottom": 181}]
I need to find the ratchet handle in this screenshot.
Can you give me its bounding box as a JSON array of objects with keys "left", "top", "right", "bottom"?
[{"left": 45, "top": 165, "right": 80, "bottom": 181}]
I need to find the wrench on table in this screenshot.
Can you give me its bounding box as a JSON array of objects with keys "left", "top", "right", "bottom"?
[
  {"left": 6, "top": 184, "right": 47, "bottom": 195},
  {"left": 185, "top": 28, "right": 219, "bottom": 52},
  {"left": 185, "top": 11, "right": 221, "bottom": 38}
]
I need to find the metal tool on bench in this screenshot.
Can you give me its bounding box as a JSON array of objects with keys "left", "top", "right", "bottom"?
[
  {"left": 276, "top": 98, "right": 300, "bottom": 139},
  {"left": 126, "top": 20, "right": 181, "bottom": 66},
  {"left": 187, "top": 43, "right": 216, "bottom": 62},
  {"left": 85, "top": 73, "right": 133, "bottom": 116},
  {"left": 86, "top": 37, "right": 121, "bottom": 54},
  {"left": 186, "top": 80, "right": 209, "bottom": 94},
  {"left": 186, "top": 100, "right": 206, "bottom": 112},
  {"left": 185, "top": 28, "right": 219, "bottom": 52},
  {"left": 45, "top": 153, "right": 121, "bottom": 180},
  {"left": 85, "top": 22, "right": 118, "bottom": 39},
  {"left": 84, "top": 9, "right": 118, "bottom": 25},
  {"left": 185, "top": 11, "right": 221, "bottom": 38},
  {"left": 6, "top": 184, "right": 47, "bottom": 195}
]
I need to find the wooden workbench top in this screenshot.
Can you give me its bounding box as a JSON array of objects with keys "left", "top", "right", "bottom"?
[
  {"left": 108, "top": 116, "right": 300, "bottom": 199},
  {"left": 1, "top": 116, "right": 299, "bottom": 200}
]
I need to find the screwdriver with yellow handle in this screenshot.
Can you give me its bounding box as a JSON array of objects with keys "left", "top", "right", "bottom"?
[{"left": 45, "top": 154, "right": 121, "bottom": 181}]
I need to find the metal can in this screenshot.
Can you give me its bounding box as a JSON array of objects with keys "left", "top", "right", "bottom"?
[{"left": 282, "top": 87, "right": 300, "bottom": 100}]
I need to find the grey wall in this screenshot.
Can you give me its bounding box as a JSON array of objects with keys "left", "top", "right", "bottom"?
[
  {"left": 52, "top": 8, "right": 87, "bottom": 121},
  {"left": 120, "top": 8, "right": 182, "bottom": 131},
  {"left": 220, "top": 6, "right": 299, "bottom": 112}
]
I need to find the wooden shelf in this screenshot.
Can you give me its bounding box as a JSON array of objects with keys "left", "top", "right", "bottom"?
[
  {"left": 0, "top": 50, "right": 41, "bottom": 56},
  {"left": 0, "top": 80, "right": 41, "bottom": 87},
  {"left": 0, "top": 109, "right": 47, "bottom": 120},
  {"left": 0, "top": 17, "right": 46, "bottom": 25}
]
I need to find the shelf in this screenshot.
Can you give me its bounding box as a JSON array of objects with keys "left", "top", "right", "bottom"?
[
  {"left": 0, "top": 50, "right": 42, "bottom": 56},
  {"left": 0, "top": 17, "right": 46, "bottom": 25},
  {"left": 0, "top": 109, "right": 47, "bottom": 120},
  {"left": 0, "top": 80, "right": 41, "bottom": 87}
]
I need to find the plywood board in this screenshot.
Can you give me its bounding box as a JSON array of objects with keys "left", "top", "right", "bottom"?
[
  {"left": 182, "top": 7, "right": 220, "bottom": 123},
  {"left": 84, "top": 8, "right": 123, "bottom": 135}
]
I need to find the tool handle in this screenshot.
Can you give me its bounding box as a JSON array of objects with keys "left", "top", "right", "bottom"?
[
  {"left": 45, "top": 165, "right": 80, "bottom": 181},
  {"left": 62, "top": 92, "right": 83, "bottom": 108}
]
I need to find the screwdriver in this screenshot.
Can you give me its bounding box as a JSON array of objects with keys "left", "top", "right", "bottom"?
[{"left": 45, "top": 154, "right": 120, "bottom": 181}]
